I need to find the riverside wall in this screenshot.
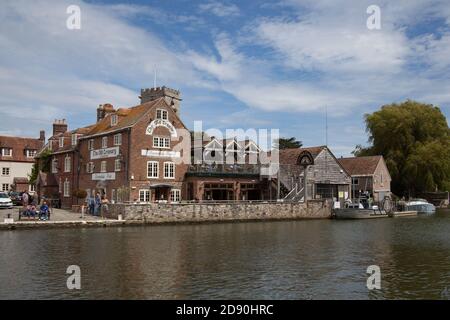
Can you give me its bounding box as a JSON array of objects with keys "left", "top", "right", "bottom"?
[{"left": 104, "top": 199, "right": 332, "bottom": 223}]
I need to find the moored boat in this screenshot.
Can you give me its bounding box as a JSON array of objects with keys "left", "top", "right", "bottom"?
[
  {"left": 405, "top": 199, "right": 436, "bottom": 214},
  {"left": 333, "top": 208, "right": 389, "bottom": 219}
]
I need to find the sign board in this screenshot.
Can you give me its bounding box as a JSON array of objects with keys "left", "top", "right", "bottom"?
[
  {"left": 141, "top": 149, "right": 180, "bottom": 158},
  {"left": 91, "top": 147, "right": 119, "bottom": 160},
  {"left": 145, "top": 119, "right": 177, "bottom": 138},
  {"left": 92, "top": 172, "right": 116, "bottom": 180}
]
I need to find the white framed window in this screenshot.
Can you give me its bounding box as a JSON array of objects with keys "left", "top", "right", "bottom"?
[
  {"left": 101, "top": 161, "right": 107, "bottom": 173},
  {"left": 153, "top": 136, "right": 170, "bottom": 149},
  {"left": 2, "top": 183, "right": 9, "bottom": 192},
  {"left": 170, "top": 189, "right": 181, "bottom": 202},
  {"left": 71, "top": 134, "right": 78, "bottom": 146},
  {"left": 86, "top": 162, "right": 94, "bottom": 173},
  {"left": 2, "top": 148, "right": 12, "bottom": 157},
  {"left": 111, "top": 189, "right": 116, "bottom": 203},
  {"left": 59, "top": 178, "right": 62, "bottom": 194},
  {"left": 139, "top": 189, "right": 151, "bottom": 203},
  {"left": 64, "top": 156, "right": 71, "bottom": 172},
  {"left": 102, "top": 136, "right": 108, "bottom": 148},
  {"left": 147, "top": 161, "right": 158, "bottom": 178},
  {"left": 52, "top": 158, "right": 58, "bottom": 173},
  {"left": 59, "top": 137, "right": 64, "bottom": 148},
  {"left": 1, "top": 167, "right": 10, "bottom": 176},
  {"left": 63, "top": 179, "right": 70, "bottom": 197},
  {"left": 111, "top": 114, "right": 118, "bottom": 126},
  {"left": 29, "top": 184, "right": 36, "bottom": 192},
  {"left": 26, "top": 149, "right": 37, "bottom": 158},
  {"left": 164, "top": 162, "right": 175, "bottom": 179},
  {"left": 88, "top": 139, "right": 94, "bottom": 150},
  {"left": 114, "top": 134, "right": 122, "bottom": 146},
  {"left": 115, "top": 159, "right": 121, "bottom": 171},
  {"left": 156, "top": 109, "right": 168, "bottom": 120}
]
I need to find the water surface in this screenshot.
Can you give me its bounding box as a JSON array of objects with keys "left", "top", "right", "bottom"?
[{"left": 1, "top": 209, "right": 449, "bottom": 299}]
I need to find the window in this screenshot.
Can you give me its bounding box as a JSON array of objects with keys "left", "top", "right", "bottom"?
[
  {"left": 139, "top": 189, "right": 151, "bottom": 203},
  {"left": 115, "top": 159, "right": 121, "bottom": 171},
  {"left": 63, "top": 179, "right": 70, "bottom": 197},
  {"left": 64, "top": 156, "right": 71, "bottom": 172},
  {"left": 111, "top": 114, "right": 118, "bottom": 126},
  {"left": 26, "top": 149, "right": 37, "bottom": 158},
  {"left": 156, "top": 109, "right": 168, "bottom": 120},
  {"left": 29, "top": 184, "right": 36, "bottom": 192},
  {"left": 101, "top": 161, "right": 107, "bottom": 173},
  {"left": 170, "top": 189, "right": 181, "bottom": 202},
  {"left": 153, "top": 137, "right": 170, "bottom": 149},
  {"left": 59, "top": 178, "right": 62, "bottom": 194},
  {"left": 164, "top": 162, "right": 175, "bottom": 179},
  {"left": 86, "top": 162, "right": 94, "bottom": 173},
  {"left": 2, "top": 148, "right": 12, "bottom": 156},
  {"left": 71, "top": 134, "right": 78, "bottom": 146},
  {"left": 2, "top": 184, "right": 9, "bottom": 191},
  {"left": 352, "top": 178, "right": 359, "bottom": 186},
  {"left": 111, "top": 189, "right": 116, "bottom": 203},
  {"left": 2, "top": 167, "right": 10, "bottom": 176},
  {"left": 147, "top": 161, "right": 158, "bottom": 178},
  {"left": 59, "top": 137, "right": 64, "bottom": 148},
  {"left": 88, "top": 139, "right": 94, "bottom": 150},
  {"left": 52, "top": 158, "right": 58, "bottom": 173},
  {"left": 114, "top": 134, "right": 122, "bottom": 146},
  {"left": 102, "top": 136, "right": 108, "bottom": 148}
]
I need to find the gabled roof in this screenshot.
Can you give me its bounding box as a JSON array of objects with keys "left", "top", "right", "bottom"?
[
  {"left": 338, "top": 156, "right": 383, "bottom": 176},
  {"left": 279, "top": 146, "right": 326, "bottom": 165},
  {"left": 85, "top": 98, "right": 167, "bottom": 136},
  {"left": 0, "top": 135, "right": 44, "bottom": 162}
]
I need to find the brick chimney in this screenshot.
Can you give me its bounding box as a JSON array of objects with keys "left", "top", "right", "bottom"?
[
  {"left": 52, "top": 119, "right": 67, "bottom": 136},
  {"left": 39, "top": 130, "right": 45, "bottom": 143},
  {"left": 139, "top": 86, "right": 181, "bottom": 116},
  {"left": 97, "top": 103, "right": 115, "bottom": 122}
]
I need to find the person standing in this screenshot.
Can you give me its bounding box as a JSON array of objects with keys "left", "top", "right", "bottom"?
[
  {"left": 22, "top": 190, "right": 29, "bottom": 212},
  {"left": 94, "top": 192, "right": 101, "bottom": 216}
]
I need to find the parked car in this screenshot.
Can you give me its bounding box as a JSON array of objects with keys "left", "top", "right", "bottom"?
[
  {"left": 0, "top": 192, "right": 13, "bottom": 209},
  {"left": 8, "top": 191, "right": 23, "bottom": 206}
]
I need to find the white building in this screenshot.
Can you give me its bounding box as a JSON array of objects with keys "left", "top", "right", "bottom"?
[{"left": 0, "top": 132, "right": 45, "bottom": 193}]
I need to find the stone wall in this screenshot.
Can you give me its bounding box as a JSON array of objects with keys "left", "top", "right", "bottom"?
[{"left": 104, "top": 199, "right": 331, "bottom": 223}]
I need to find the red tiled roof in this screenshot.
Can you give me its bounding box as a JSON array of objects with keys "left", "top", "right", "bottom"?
[
  {"left": 86, "top": 98, "right": 166, "bottom": 136},
  {"left": 0, "top": 135, "right": 44, "bottom": 162},
  {"left": 279, "top": 146, "right": 326, "bottom": 164},
  {"left": 338, "top": 156, "right": 382, "bottom": 176}
]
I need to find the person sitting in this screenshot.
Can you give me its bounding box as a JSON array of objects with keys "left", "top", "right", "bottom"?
[
  {"left": 39, "top": 201, "right": 50, "bottom": 221},
  {"left": 25, "top": 204, "right": 37, "bottom": 218}
]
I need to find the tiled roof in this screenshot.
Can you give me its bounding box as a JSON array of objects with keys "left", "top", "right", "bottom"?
[
  {"left": 0, "top": 135, "right": 44, "bottom": 162},
  {"left": 338, "top": 156, "right": 382, "bottom": 176},
  {"left": 86, "top": 98, "right": 166, "bottom": 136},
  {"left": 279, "top": 146, "right": 326, "bottom": 164}
]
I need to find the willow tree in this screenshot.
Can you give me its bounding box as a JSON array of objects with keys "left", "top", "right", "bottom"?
[{"left": 354, "top": 100, "right": 450, "bottom": 196}]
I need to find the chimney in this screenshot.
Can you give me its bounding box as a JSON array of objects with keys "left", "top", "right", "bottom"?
[
  {"left": 97, "top": 103, "right": 115, "bottom": 122},
  {"left": 139, "top": 86, "right": 182, "bottom": 116},
  {"left": 39, "top": 130, "right": 45, "bottom": 143},
  {"left": 52, "top": 119, "right": 67, "bottom": 136}
]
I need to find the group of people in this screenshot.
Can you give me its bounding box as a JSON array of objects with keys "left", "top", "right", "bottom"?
[
  {"left": 86, "top": 192, "right": 109, "bottom": 216},
  {"left": 21, "top": 190, "right": 50, "bottom": 220}
]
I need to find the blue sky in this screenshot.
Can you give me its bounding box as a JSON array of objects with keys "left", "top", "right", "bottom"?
[{"left": 1, "top": 0, "right": 450, "bottom": 156}]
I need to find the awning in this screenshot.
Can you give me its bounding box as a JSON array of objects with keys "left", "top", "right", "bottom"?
[{"left": 149, "top": 183, "right": 174, "bottom": 189}]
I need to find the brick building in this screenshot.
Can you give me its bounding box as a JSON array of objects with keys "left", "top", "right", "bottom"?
[{"left": 0, "top": 132, "right": 45, "bottom": 193}]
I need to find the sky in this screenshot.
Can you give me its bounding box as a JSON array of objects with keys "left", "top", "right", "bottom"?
[{"left": 1, "top": 0, "right": 450, "bottom": 156}]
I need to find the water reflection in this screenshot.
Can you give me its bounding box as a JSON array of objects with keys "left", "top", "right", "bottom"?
[{"left": 0, "top": 209, "right": 449, "bottom": 299}]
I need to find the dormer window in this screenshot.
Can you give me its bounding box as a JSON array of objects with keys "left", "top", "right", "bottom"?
[
  {"left": 71, "top": 134, "right": 78, "bottom": 146},
  {"left": 26, "top": 149, "right": 37, "bottom": 158},
  {"left": 156, "top": 109, "right": 168, "bottom": 120},
  {"left": 59, "top": 137, "right": 64, "bottom": 148},
  {"left": 111, "top": 114, "right": 118, "bottom": 126},
  {"left": 1, "top": 148, "right": 12, "bottom": 157}
]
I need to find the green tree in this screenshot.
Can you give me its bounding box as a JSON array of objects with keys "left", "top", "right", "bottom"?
[
  {"left": 277, "top": 137, "right": 303, "bottom": 149},
  {"left": 28, "top": 149, "right": 52, "bottom": 184},
  {"left": 354, "top": 100, "right": 450, "bottom": 196}
]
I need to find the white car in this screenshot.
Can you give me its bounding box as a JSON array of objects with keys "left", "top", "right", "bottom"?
[{"left": 0, "top": 192, "right": 13, "bottom": 209}]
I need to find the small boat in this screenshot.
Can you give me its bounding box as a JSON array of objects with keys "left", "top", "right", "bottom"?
[
  {"left": 405, "top": 199, "right": 436, "bottom": 214},
  {"left": 334, "top": 208, "right": 389, "bottom": 219}
]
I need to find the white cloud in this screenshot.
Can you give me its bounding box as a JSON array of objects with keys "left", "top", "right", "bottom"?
[{"left": 199, "top": 1, "right": 240, "bottom": 17}]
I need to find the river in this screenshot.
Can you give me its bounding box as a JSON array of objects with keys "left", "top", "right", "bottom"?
[{"left": 1, "top": 209, "right": 449, "bottom": 299}]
